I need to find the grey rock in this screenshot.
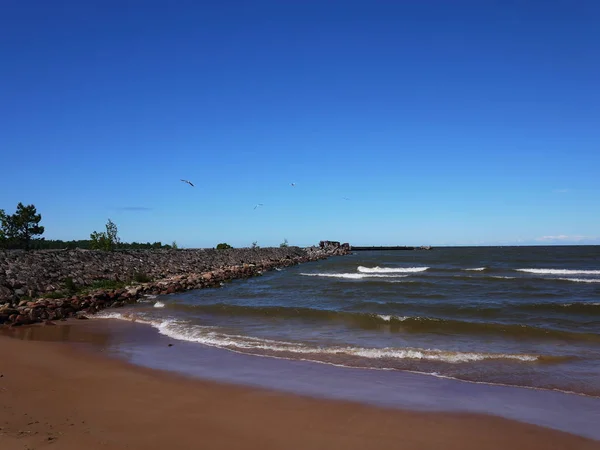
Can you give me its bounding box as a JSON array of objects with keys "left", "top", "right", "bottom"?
[{"left": 0, "top": 245, "right": 350, "bottom": 326}]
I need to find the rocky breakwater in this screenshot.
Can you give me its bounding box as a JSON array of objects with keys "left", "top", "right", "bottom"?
[{"left": 0, "top": 244, "right": 350, "bottom": 326}]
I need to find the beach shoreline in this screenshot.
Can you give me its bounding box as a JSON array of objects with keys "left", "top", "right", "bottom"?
[{"left": 1, "top": 321, "right": 598, "bottom": 449}]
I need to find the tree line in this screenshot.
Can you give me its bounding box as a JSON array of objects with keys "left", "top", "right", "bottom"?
[
  {"left": 2, "top": 202, "right": 290, "bottom": 250},
  {"left": 0, "top": 203, "right": 175, "bottom": 250}
]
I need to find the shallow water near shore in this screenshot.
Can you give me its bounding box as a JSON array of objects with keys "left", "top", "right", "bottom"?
[
  {"left": 97, "top": 246, "right": 600, "bottom": 397},
  {"left": 5, "top": 319, "right": 600, "bottom": 440}
]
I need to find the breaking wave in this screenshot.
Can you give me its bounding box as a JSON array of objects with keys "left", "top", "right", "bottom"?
[
  {"left": 96, "top": 312, "right": 547, "bottom": 364},
  {"left": 516, "top": 268, "right": 600, "bottom": 275},
  {"left": 300, "top": 272, "right": 408, "bottom": 279},
  {"left": 557, "top": 278, "right": 600, "bottom": 284},
  {"left": 357, "top": 266, "right": 429, "bottom": 273},
  {"left": 145, "top": 303, "right": 600, "bottom": 341}
]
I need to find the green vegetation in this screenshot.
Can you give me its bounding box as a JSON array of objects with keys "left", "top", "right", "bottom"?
[
  {"left": 133, "top": 272, "right": 152, "bottom": 283},
  {"left": 0, "top": 203, "right": 45, "bottom": 250},
  {"left": 0, "top": 209, "right": 7, "bottom": 246},
  {"left": 39, "top": 275, "right": 150, "bottom": 299},
  {"left": 216, "top": 242, "right": 233, "bottom": 250},
  {"left": 26, "top": 239, "right": 174, "bottom": 250},
  {"left": 90, "top": 219, "right": 120, "bottom": 251},
  {"left": 64, "top": 277, "right": 78, "bottom": 294},
  {"left": 280, "top": 238, "right": 289, "bottom": 248},
  {"left": 43, "top": 291, "right": 67, "bottom": 299},
  {"left": 251, "top": 241, "right": 259, "bottom": 249},
  {"left": 171, "top": 240, "right": 178, "bottom": 249},
  {"left": 87, "top": 279, "right": 127, "bottom": 291}
]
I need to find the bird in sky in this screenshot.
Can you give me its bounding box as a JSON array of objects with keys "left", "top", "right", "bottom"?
[
  {"left": 342, "top": 197, "right": 350, "bottom": 201},
  {"left": 290, "top": 183, "right": 296, "bottom": 187},
  {"left": 254, "top": 203, "right": 264, "bottom": 210},
  {"left": 180, "top": 179, "right": 194, "bottom": 187}
]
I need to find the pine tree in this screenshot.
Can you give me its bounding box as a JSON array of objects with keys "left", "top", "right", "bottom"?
[{"left": 6, "top": 203, "right": 45, "bottom": 250}]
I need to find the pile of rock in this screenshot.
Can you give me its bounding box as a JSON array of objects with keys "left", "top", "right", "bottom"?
[
  {"left": 318, "top": 240, "right": 351, "bottom": 255},
  {"left": 0, "top": 244, "right": 351, "bottom": 326}
]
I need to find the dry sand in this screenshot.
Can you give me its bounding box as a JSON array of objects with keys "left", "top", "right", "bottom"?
[{"left": 0, "top": 329, "right": 598, "bottom": 450}]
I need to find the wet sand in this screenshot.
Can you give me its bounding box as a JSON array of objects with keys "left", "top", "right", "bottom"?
[{"left": 0, "top": 324, "right": 598, "bottom": 450}]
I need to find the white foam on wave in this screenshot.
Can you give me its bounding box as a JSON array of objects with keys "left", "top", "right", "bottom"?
[
  {"left": 376, "top": 315, "right": 409, "bottom": 322},
  {"left": 491, "top": 276, "right": 516, "bottom": 279},
  {"left": 154, "top": 301, "right": 166, "bottom": 308},
  {"left": 343, "top": 347, "right": 538, "bottom": 363},
  {"left": 516, "top": 268, "right": 600, "bottom": 275},
  {"left": 136, "top": 294, "right": 158, "bottom": 304},
  {"left": 358, "top": 266, "right": 429, "bottom": 273},
  {"left": 561, "top": 302, "right": 600, "bottom": 307},
  {"left": 95, "top": 311, "right": 156, "bottom": 325},
  {"left": 157, "top": 321, "right": 540, "bottom": 362},
  {"left": 97, "top": 313, "right": 541, "bottom": 364},
  {"left": 558, "top": 278, "right": 600, "bottom": 284},
  {"left": 300, "top": 273, "right": 408, "bottom": 279},
  {"left": 465, "top": 267, "right": 486, "bottom": 271}
]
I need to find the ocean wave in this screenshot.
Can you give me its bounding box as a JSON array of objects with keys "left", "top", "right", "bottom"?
[
  {"left": 151, "top": 303, "right": 600, "bottom": 341},
  {"left": 96, "top": 311, "right": 156, "bottom": 325},
  {"left": 464, "top": 267, "right": 486, "bottom": 271},
  {"left": 357, "top": 266, "right": 429, "bottom": 273},
  {"left": 557, "top": 278, "right": 600, "bottom": 283},
  {"left": 357, "top": 300, "right": 600, "bottom": 317},
  {"left": 300, "top": 272, "right": 408, "bottom": 279},
  {"left": 110, "top": 315, "right": 543, "bottom": 363},
  {"left": 376, "top": 314, "right": 409, "bottom": 322},
  {"left": 516, "top": 268, "right": 600, "bottom": 275},
  {"left": 519, "top": 302, "right": 600, "bottom": 315},
  {"left": 154, "top": 301, "right": 166, "bottom": 308},
  {"left": 137, "top": 294, "right": 158, "bottom": 303}
]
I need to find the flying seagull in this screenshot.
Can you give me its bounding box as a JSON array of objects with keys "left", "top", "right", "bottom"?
[
  {"left": 254, "top": 203, "right": 264, "bottom": 210},
  {"left": 342, "top": 197, "right": 350, "bottom": 201},
  {"left": 180, "top": 179, "right": 194, "bottom": 187},
  {"left": 290, "top": 183, "right": 296, "bottom": 187}
]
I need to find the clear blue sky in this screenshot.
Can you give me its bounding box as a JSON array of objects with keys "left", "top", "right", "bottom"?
[{"left": 1, "top": 1, "right": 599, "bottom": 247}]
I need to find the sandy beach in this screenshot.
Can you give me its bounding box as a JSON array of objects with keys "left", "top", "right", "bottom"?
[{"left": 0, "top": 325, "right": 598, "bottom": 450}]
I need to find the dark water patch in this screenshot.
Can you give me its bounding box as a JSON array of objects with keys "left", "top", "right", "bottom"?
[
  {"left": 159, "top": 303, "right": 600, "bottom": 342},
  {"left": 519, "top": 302, "right": 600, "bottom": 315}
]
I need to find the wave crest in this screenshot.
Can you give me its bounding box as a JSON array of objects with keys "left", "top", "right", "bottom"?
[
  {"left": 98, "top": 313, "right": 545, "bottom": 364},
  {"left": 558, "top": 278, "right": 600, "bottom": 283},
  {"left": 357, "top": 266, "right": 429, "bottom": 273},
  {"left": 517, "top": 268, "right": 600, "bottom": 275},
  {"left": 300, "top": 272, "right": 408, "bottom": 279}
]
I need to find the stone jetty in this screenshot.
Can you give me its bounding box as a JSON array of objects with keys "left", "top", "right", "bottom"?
[{"left": 0, "top": 243, "right": 350, "bottom": 326}]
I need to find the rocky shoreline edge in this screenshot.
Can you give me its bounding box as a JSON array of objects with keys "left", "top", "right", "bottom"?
[{"left": 0, "top": 241, "right": 350, "bottom": 327}]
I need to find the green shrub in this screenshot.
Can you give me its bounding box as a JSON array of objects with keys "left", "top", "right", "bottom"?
[
  {"left": 88, "top": 279, "right": 126, "bottom": 291},
  {"left": 43, "top": 291, "right": 66, "bottom": 299},
  {"left": 64, "top": 277, "right": 78, "bottom": 294},
  {"left": 280, "top": 239, "right": 289, "bottom": 248},
  {"left": 216, "top": 243, "right": 232, "bottom": 250},
  {"left": 133, "top": 272, "right": 152, "bottom": 283},
  {"left": 90, "top": 219, "right": 120, "bottom": 251}
]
